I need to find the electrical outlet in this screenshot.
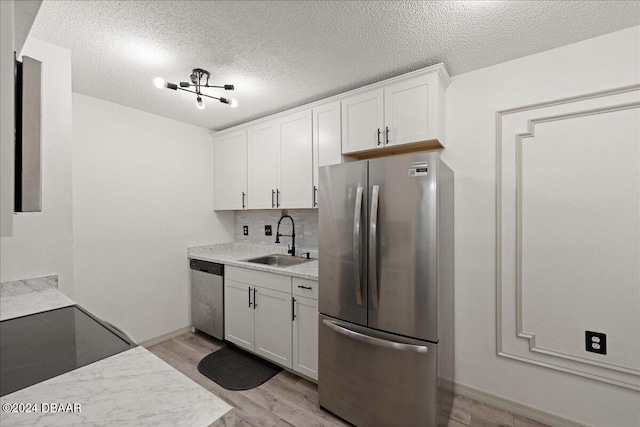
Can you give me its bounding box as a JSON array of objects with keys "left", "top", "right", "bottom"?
[
  {"left": 585, "top": 331, "right": 606, "bottom": 355},
  {"left": 265, "top": 225, "right": 272, "bottom": 236},
  {"left": 243, "top": 225, "right": 249, "bottom": 236}
]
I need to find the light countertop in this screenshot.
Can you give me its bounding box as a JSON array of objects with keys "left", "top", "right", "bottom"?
[
  {"left": 188, "top": 242, "right": 318, "bottom": 281},
  {"left": 0, "top": 278, "right": 234, "bottom": 427},
  {"left": 0, "top": 276, "right": 75, "bottom": 321}
]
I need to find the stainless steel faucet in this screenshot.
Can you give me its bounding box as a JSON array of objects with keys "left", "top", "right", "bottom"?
[{"left": 275, "top": 214, "right": 295, "bottom": 256}]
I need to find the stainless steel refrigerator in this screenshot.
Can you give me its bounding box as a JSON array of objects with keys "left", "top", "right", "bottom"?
[{"left": 318, "top": 151, "right": 454, "bottom": 427}]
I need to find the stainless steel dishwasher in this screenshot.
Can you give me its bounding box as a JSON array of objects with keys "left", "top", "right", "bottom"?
[{"left": 190, "top": 259, "right": 224, "bottom": 340}]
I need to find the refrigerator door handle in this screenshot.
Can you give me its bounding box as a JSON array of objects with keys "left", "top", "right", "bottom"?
[
  {"left": 322, "top": 319, "right": 428, "bottom": 353},
  {"left": 370, "top": 185, "right": 380, "bottom": 309},
  {"left": 353, "top": 186, "right": 364, "bottom": 306}
]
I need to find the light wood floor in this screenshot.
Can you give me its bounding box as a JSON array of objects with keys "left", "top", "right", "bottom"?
[{"left": 148, "top": 332, "right": 549, "bottom": 427}]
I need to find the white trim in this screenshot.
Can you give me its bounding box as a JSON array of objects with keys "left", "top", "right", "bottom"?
[
  {"left": 212, "top": 63, "right": 450, "bottom": 136},
  {"left": 139, "top": 326, "right": 192, "bottom": 348},
  {"left": 454, "top": 382, "right": 586, "bottom": 427},
  {"left": 496, "top": 84, "right": 640, "bottom": 391},
  {"left": 514, "top": 103, "right": 640, "bottom": 376}
]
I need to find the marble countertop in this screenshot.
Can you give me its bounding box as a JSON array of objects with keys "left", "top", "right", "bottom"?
[
  {"left": 0, "top": 276, "right": 75, "bottom": 321},
  {"left": 188, "top": 242, "right": 318, "bottom": 281},
  {"left": 0, "top": 276, "right": 60, "bottom": 298},
  {"left": 0, "top": 347, "right": 234, "bottom": 427},
  {"left": 0, "top": 278, "right": 234, "bottom": 427}
]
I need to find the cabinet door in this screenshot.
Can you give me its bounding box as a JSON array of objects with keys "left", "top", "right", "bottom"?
[
  {"left": 279, "top": 110, "right": 313, "bottom": 209},
  {"left": 292, "top": 295, "right": 318, "bottom": 380},
  {"left": 341, "top": 88, "right": 384, "bottom": 154},
  {"left": 247, "top": 120, "right": 279, "bottom": 209},
  {"left": 312, "top": 102, "right": 341, "bottom": 208},
  {"left": 254, "top": 287, "right": 293, "bottom": 368},
  {"left": 383, "top": 73, "right": 438, "bottom": 147},
  {"left": 224, "top": 279, "right": 254, "bottom": 351},
  {"left": 214, "top": 130, "right": 247, "bottom": 210}
]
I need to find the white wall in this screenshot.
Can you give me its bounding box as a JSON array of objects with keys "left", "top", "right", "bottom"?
[
  {"left": 0, "top": 0, "right": 15, "bottom": 237},
  {"left": 444, "top": 26, "right": 640, "bottom": 426},
  {"left": 0, "top": 37, "right": 74, "bottom": 297},
  {"left": 72, "top": 93, "right": 233, "bottom": 343}
]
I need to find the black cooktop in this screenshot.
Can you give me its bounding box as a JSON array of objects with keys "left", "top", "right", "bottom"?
[{"left": 0, "top": 305, "right": 136, "bottom": 397}]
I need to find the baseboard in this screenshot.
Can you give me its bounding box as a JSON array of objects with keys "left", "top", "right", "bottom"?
[
  {"left": 139, "top": 326, "right": 192, "bottom": 348},
  {"left": 454, "top": 382, "right": 585, "bottom": 427}
]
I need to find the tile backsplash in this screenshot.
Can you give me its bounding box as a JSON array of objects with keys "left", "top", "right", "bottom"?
[{"left": 234, "top": 209, "right": 318, "bottom": 251}]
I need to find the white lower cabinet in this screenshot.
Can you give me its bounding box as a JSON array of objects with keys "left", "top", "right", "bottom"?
[
  {"left": 224, "top": 279, "right": 254, "bottom": 351},
  {"left": 224, "top": 266, "right": 318, "bottom": 379},
  {"left": 292, "top": 295, "right": 318, "bottom": 380},
  {"left": 225, "top": 279, "right": 292, "bottom": 368},
  {"left": 254, "top": 287, "right": 292, "bottom": 368}
]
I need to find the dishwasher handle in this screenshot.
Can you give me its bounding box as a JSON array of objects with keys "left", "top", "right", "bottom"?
[{"left": 189, "top": 259, "right": 224, "bottom": 276}]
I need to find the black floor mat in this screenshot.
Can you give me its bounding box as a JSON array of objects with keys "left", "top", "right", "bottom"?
[{"left": 197, "top": 345, "right": 283, "bottom": 391}]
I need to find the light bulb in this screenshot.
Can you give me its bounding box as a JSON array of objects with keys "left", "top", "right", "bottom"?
[
  {"left": 196, "top": 96, "right": 205, "bottom": 109},
  {"left": 153, "top": 77, "right": 165, "bottom": 89},
  {"left": 229, "top": 98, "right": 239, "bottom": 108}
]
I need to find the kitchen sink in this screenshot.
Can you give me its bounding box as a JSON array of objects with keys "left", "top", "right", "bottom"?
[{"left": 244, "top": 254, "right": 312, "bottom": 267}]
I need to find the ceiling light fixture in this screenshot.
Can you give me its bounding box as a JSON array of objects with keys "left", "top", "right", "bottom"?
[{"left": 154, "top": 68, "right": 238, "bottom": 109}]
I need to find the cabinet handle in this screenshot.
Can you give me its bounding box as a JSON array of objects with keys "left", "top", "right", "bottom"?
[
  {"left": 276, "top": 189, "right": 280, "bottom": 207},
  {"left": 242, "top": 192, "right": 246, "bottom": 209},
  {"left": 248, "top": 287, "right": 252, "bottom": 308},
  {"left": 377, "top": 128, "right": 381, "bottom": 146},
  {"left": 253, "top": 288, "right": 257, "bottom": 309},
  {"left": 313, "top": 186, "right": 318, "bottom": 208},
  {"left": 385, "top": 126, "right": 389, "bottom": 144},
  {"left": 272, "top": 189, "right": 275, "bottom": 208},
  {"left": 297, "top": 285, "right": 312, "bottom": 290},
  {"left": 292, "top": 297, "right": 296, "bottom": 321}
]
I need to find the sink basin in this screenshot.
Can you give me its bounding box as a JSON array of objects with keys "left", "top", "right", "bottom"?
[{"left": 244, "top": 254, "right": 312, "bottom": 267}]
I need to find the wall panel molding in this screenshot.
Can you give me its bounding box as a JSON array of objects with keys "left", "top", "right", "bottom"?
[{"left": 496, "top": 84, "right": 640, "bottom": 391}]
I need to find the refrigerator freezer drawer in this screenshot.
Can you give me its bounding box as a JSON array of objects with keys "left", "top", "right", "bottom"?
[{"left": 318, "top": 315, "right": 438, "bottom": 427}]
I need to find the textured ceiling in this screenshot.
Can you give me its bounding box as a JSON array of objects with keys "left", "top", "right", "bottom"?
[{"left": 30, "top": 1, "right": 640, "bottom": 131}]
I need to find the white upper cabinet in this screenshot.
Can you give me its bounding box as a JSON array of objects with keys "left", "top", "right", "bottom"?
[
  {"left": 341, "top": 88, "right": 384, "bottom": 154},
  {"left": 384, "top": 72, "right": 444, "bottom": 147},
  {"left": 312, "top": 101, "right": 342, "bottom": 208},
  {"left": 213, "top": 129, "right": 247, "bottom": 210},
  {"left": 278, "top": 110, "right": 313, "bottom": 209},
  {"left": 247, "top": 120, "right": 279, "bottom": 209},
  {"left": 213, "top": 64, "right": 449, "bottom": 211},
  {"left": 341, "top": 65, "right": 449, "bottom": 156}
]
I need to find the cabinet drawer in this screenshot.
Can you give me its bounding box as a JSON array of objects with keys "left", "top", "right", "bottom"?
[
  {"left": 292, "top": 277, "right": 318, "bottom": 299},
  {"left": 227, "top": 266, "right": 291, "bottom": 293}
]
